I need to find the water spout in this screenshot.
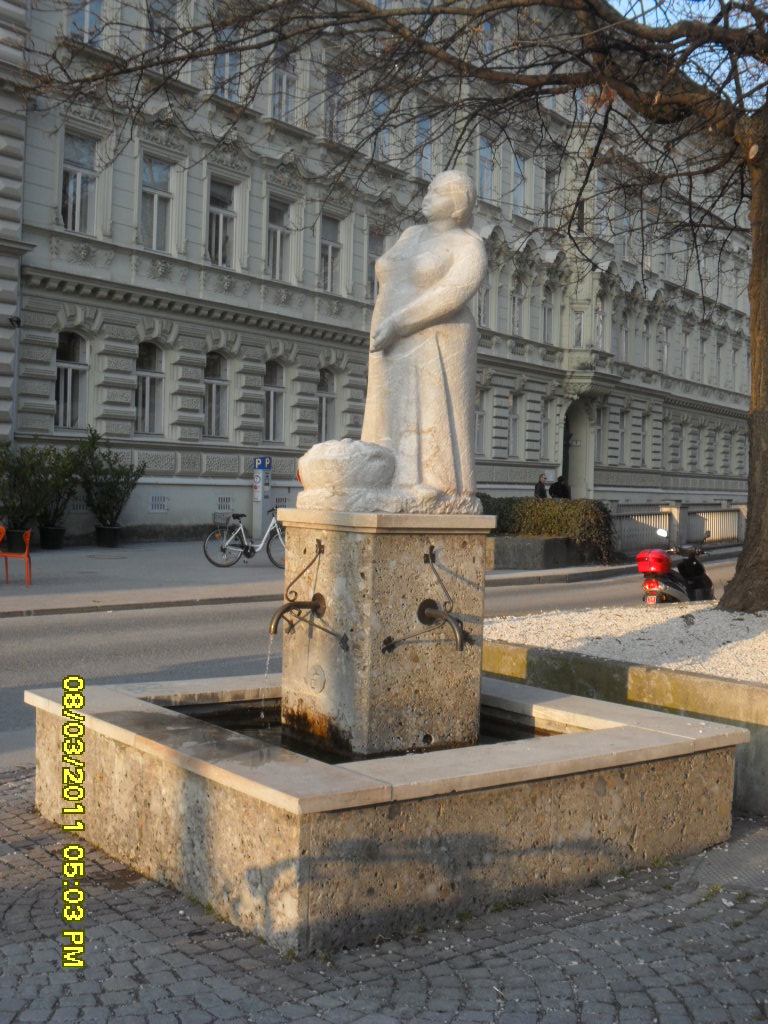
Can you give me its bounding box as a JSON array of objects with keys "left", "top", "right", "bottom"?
[
  {"left": 269, "top": 592, "right": 327, "bottom": 635},
  {"left": 417, "top": 599, "right": 466, "bottom": 651}
]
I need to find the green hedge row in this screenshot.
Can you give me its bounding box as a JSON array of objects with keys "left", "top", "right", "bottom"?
[{"left": 478, "top": 494, "right": 615, "bottom": 564}]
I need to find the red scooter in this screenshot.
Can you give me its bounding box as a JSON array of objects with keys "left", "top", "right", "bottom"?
[{"left": 636, "top": 529, "right": 714, "bottom": 604}]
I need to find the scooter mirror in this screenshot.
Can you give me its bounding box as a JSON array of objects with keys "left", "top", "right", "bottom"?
[{"left": 656, "top": 528, "right": 669, "bottom": 538}]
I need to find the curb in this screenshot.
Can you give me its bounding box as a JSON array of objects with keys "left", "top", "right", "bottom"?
[{"left": 0, "top": 548, "right": 740, "bottom": 619}]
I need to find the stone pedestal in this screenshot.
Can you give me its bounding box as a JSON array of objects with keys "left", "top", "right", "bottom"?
[{"left": 278, "top": 510, "right": 495, "bottom": 757}]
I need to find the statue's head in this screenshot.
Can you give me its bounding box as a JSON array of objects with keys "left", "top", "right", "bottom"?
[{"left": 422, "top": 170, "right": 476, "bottom": 227}]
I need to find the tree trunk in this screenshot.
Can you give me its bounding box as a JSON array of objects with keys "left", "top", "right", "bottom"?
[{"left": 720, "top": 111, "right": 768, "bottom": 612}]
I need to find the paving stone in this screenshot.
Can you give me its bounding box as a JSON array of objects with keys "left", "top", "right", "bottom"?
[{"left": 5, "top": 767, "right": 768, "bottom": 1024}]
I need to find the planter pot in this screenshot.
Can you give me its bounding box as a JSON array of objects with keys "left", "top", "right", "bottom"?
[
  {"left": 3, "top": 528, "right": 29, "bottom": 553},
  {"left": 39, "top": 525, "right": 66, "bottom": 550},
  {"left": 95, "top": 525, "right": 122, "bottom": 548}
]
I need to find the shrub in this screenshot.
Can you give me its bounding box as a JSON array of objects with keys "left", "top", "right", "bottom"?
[
  {"left": 29, "top": 443, "right": 80, "bottom": 528},
  {"left": 0, "top": 445, "right": 39, "bottom": 529},
  {"left": 478, "top": 493, "right": 615, "bottom": 563},
  {"left": 75, "top": 428, "right": 146, "bottom": 528}
]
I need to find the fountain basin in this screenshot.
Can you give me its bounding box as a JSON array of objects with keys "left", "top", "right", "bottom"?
[{"left": 26, "top": 676, "right": 748, "bottom": 954}]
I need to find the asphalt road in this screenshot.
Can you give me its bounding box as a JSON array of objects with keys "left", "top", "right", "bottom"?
[{"left": 1, "top": 560, "right": 738, "bottom": 768}]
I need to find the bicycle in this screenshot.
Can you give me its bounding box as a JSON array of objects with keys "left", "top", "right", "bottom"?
[{"left": 203, "top": 507, "right": 286, "bottom": 568}]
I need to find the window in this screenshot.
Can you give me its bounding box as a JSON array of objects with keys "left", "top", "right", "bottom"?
[
  {"left": 640, "top": 414, "right": 649, "bottom": 467},
  {"left": 477, "top": 136, "right": 493, "bottom": 202},
  {"left": 267, "top": 199, "right": 290, "bottom": 281},
  {"left": 146, "top": 0, "right": 175, "bottom": 51},
  {"left": 477, "top": 274, "right": 491, "bottom": 328},
  {"left": 204, "top": 352, "right": 228, "bottom": 438},
  {"left": 619, "top": 316, "right": 629, "bottom": 361},
  {"left": 594, "top": 173, "right": 609, "bottom": 237},
  {"left": 661, "top": 326, "right": 670, "bottom": 375},
  {"left": 540, "top": 400, "right": 550, "bottom": 459},
  {"left": 69, "top": 0, "right": 102, "bottom": 45},
  {"left": 319, "top": 215, "right": 341, "bottom": 293},
  {"left": 372, "top": 92, "right": 390, "bottom": 162},
  {"left": 681, "top": 332, "right": 690, "bottom": 378},
  {"left": 594, "top": 297, "right": 604, "bottom": 349},
  {"left": 214, "top": 26, "right": 240, "bottom": 101},
  {"left": 325, "top": 70, "right": 345, "bottom": 142},
  {"left": 715, "top": 343, "right": 723, "bottom": 386},
  {"left": 135, "top": 342, "right": 163, "bottom": 434},
  {"left": 618, "top": 410, "right": 627, "bottom": 464},
  {"left": 318, "top": 368, "right": 335, "bottom": 442},
  {"left": 272, "top": 46, "right": 297, "bottom": 122},
  {"left": 61, "top": 133, "right": 97, "bottom": 234},
  {"left": 642, "top": 320, "right": 650, "bottom": 366},
  {"left": 510, "top": 281, "right": 523, "bottom": 335},
  {"left": 541, "top": 287, "right": 553, "bottom": 345},
  {"left": 366, "top": 230, "right": 385, "bottom": 301},
  {"left": 543, "top": 168, "right": 557, "bottom": 228},
  {"left": 731, "top": 347, "right": 738, "bottom": 389},
  {"left": 55, "top": 333, "right": 88, "bottom": 430},
  {"left": 698, "top": 338, "right": 707, "bottom": 383},
  {"left": 512, "top": 154, "right": 526, "bottom": 214},
  {"left": 508, "top": 394, "right": 520, "bottom": 458},
  {"left": 264, "top": 361, "right": 284, "bottom": 443},
  {"left": 572, "top": 310, "right": 584, "bottom": 348},
  {"left": 594, "top": 406, "right": 604, "bottom": 463},
  {"left": 207, "top": 179, "right": 234, "bottom": 267},
  {"left": 620, "top": 209, "right": 633, "bottom": 260},
  {"left": 474, "top": 390, "right": 486, "bottom": 455},
  {"left": 575, "top": 199, "right": 585, "bottom": 233},
  {"left": 642, "top": 219, "right": 654, "bottom": 272},
  {"left": 415, "top": 116, "right": 432, "bottom": 179},
  {"left": 141, "top": 155, "right": 171, "bottom": 252}
]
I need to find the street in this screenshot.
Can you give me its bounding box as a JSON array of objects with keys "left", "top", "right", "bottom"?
[{"left": 1, "top": 559, "right": 737, "bottom": 767}]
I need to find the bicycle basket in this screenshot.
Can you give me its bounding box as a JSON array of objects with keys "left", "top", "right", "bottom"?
[{"left": 212, "top": 512, "right": 230, "bottom": 527}]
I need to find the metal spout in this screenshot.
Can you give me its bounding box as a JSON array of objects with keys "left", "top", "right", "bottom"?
[
  {"left": 417, "top": 599, "right": 465, "bottom": 651},
  {"left": 269, "top": 592, "right": 327, "bottom": 635}
]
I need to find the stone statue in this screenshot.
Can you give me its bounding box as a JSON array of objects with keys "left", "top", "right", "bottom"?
[{"left": 297, "top": 170, "right": 487, "bottom": 514}]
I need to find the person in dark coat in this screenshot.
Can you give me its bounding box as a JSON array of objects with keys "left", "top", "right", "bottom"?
[
  {"left": 534, "top": 473, "right": 548, "bottom": 499},
  {"left": 549, "top": 475, "right": 571, "bottom": 499}
]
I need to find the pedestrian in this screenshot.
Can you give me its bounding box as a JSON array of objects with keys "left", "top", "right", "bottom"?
[
  {"left": 549, "top": 475, "right": 571, "bottom": 499},
  {"left": 534, "top": 473, "right": 548, "bottom": 500}
]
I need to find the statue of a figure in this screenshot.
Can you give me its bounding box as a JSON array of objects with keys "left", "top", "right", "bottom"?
[{"left": 297, "top": 170, "right": 487, "bottom": 514}]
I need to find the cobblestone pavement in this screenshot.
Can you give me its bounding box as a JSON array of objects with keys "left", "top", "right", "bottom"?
[{"left": 2, "top": 766, "right": 767, "bottom": 1024}]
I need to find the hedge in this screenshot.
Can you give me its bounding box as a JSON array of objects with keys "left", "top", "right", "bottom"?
[{"left": 478, "top": 494, "right": 615, "bottom": 564}]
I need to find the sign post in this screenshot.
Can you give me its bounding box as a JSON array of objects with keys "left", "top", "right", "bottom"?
[{"left": 252, "top": 456, "right": 272, "bottom": 534}]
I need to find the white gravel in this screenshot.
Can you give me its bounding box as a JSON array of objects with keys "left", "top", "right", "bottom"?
[{"left": 484, "top": 602, "right": 768, "bottom": 685}]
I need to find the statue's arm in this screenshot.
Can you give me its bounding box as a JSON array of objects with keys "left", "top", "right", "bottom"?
[{"left": 374, "top": 236, "right": 486, "bottom": 348}]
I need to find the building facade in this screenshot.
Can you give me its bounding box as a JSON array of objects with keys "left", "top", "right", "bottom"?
[{"left": 6, "top": 4, "right": 751, "bottom": 537}]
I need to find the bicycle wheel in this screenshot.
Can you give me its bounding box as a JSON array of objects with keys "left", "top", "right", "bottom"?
[
  {"left": 266, "top": 527, "right": 286, "bottom": 568},
  {"left": 203, "top": 526, "right": 244, "bottom": 567}
]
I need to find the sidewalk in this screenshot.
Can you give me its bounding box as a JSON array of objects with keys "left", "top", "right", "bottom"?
[{"left": 0, "top": 537, "right": 741, "bottom": 618}]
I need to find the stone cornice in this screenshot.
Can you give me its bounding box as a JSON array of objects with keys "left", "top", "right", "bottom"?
[{"left": 21, "top": 266, "right": 368, "bottom": 347}]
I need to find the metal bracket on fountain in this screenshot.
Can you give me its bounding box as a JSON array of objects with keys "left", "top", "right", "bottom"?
[
  {"left": 381, "top": 544, "right": 472, "bottom": 653},
  {"left": 269, "top": 539, "right": 349, "bottom": 650}
]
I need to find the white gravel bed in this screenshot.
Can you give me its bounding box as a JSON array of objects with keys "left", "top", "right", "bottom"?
[{"left": 484, "top": 602, "right": 768, "bottom": 685}]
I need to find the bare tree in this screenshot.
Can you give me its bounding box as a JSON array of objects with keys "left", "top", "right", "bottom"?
[{"left": 29, "top": 0, "right": 768, "bottom": 609}]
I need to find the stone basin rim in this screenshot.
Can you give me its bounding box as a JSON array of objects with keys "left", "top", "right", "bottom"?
[{"left": 25, "top": 675, "right": 748, "bottom": 817}]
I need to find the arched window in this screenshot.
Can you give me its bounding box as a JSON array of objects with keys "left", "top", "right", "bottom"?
[
  {"left": 55, "top": 332, "right": 88, "bottom": 430},
  {"left": 136, "top": 342, "right": 164, "bottom": 434},
  {"left": 264, "top": 360, "right": 284, "bottom": 443},
  {"left": 204, "top": 352, "right": 228, "bottom": 438},
  {"left": 541, "top": 287, "right": 553, "bottom": 345},
  {"left": 318, "top": 368, "right": 335, "bottom": 442}
]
